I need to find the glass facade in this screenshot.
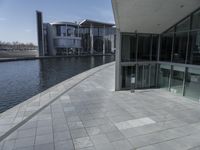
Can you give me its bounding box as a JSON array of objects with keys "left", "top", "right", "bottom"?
[
  {"left": 121, "top": 33, "right": 158, "bottom": 62},
  {"left": 187, "top": 31, "right": 200, "bottom": 65},
  {"left": 79, "top": 27, "right": 115, "bottom": 54},
  {"left": 185, "top": 68, "right": 200, "bottom": 101},
  {"left": 170, "top": 66, "right": 185, "bottom": 95},
  {"left": 119, "top": 8, "right": 200, "bottom": 102},
  {"left": 121, "top": 66, "right": 136, "bottom": 89},
  {"left": 160, "top": 33, "right": 173, "bottom": 61},
  {"left": 121, "top": 34, "right": 137, "bottom": 62},
  {"left": 159, "top": 64, "right": 171, "bottom": 89}
]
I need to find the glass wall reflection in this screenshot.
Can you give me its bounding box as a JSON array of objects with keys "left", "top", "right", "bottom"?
[
  {"left": 122, "top": 66, "right": 136, "bottom": 89},
  {"left": 121, "top": 34, "right": 137, "bottom": 62},
  {"left": 159, "top": 64, "right": 171, "bottom": 89},
  {"left": 185, "top": 68, "right": 200, "bottom": 101},
  {"left": 170, "top": 66, "right": 185, "bottom": 95}
]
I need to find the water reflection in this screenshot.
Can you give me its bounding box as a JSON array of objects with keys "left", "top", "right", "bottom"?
[{"left": 0, "top": 56, "right": 115, "bottom": 112}]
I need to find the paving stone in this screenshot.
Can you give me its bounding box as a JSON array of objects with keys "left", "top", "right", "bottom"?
[
  {"left": 34, "top": 143, "right": 54, "bottom": 150},
  {"left": 112, "top": 139, "right": 133, "bottom": 150},
  {"left": 55, "top": 140, "right": 74, "bottom": 150},
  {"left": 106, "top": 131, "right": 125, "bottom": 142},
  {"left": 70, "top": 128, "right": 88, "bottom": 139},
  {"left": 35, "top": 134, "right": 53, "bottom": 145},
  {"left": 17, "top": 128, "right": 36, "bottom": 138},
  {"left": 90, "top": 134, "right": 110, "bottom": 145},
  {"left": 15, "top": 137, "right": 35, "bottom": 149},
  {"left": 73, "top": 137, "right": 93, "bottom": 149},
  {"left": 86, "top": 127, "right": 101, "bottom": 136},
  {"left": 54, "top": 131, "right": 71, "bottom": 142},
  {"left": 95, "top": 143, "right": 115, "bottom": 150}
]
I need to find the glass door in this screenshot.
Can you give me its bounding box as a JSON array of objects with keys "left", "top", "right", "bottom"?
[{"left": 136, "top": 64, "right": 150, "bottom": 89}]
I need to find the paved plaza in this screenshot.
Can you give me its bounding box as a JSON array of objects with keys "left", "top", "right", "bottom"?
[{"left": 1, "top": 63, "right": 200, "bottom": 150}]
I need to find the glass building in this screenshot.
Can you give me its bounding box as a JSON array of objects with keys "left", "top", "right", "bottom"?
[
  {"left": 37, "top": 12, "right": 116, "bottom": 56},
  {"left": 112, "top": 0, "right": 200, "bottom": 102}
]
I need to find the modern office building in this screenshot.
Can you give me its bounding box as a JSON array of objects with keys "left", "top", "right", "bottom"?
[
  {"left": 112, "top": 0, "right": 200, "bottom": 101},
  {"left": 36, "top": 11, "right": 116, "bottom": 56}
]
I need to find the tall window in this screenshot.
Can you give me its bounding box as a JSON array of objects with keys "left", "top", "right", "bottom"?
[
  {"left": 56, "top": 25, "right": 61, "bottom": 36},
  {"left": 160, "top": 33, "right": 173, "bottom": 62},
  {"left": 176, "top": 18, "right": 190, "bottom": 32},
  {"left": 187, "top": 31, "right": 200, "bottom": 65},
  {"left": 173, "top": 32, "right": 188, "bottom": 63},
  {"left": 152, "top": 35, "right": 158, "bottom": 61},
  {"left": 192, "top": 10, "right": 200, "bottom": 30},
  {"left": 137, "top": 35, "right": 151, "bottom": 61},
  {"left": 121, "top": 34, "right": 137, "bottom": 62}
]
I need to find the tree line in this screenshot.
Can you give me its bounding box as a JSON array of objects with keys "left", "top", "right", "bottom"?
[{"left": 0, "top": 41, "right": 38, "bottom": 51}]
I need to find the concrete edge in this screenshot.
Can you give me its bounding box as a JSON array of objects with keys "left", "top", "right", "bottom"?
[{"left": 0, "top": 62, "right": 115, "bottom": 142}]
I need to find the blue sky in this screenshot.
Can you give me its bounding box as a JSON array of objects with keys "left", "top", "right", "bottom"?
[{"left": 0, "top": 0, "right": 114, "bottom": 44}]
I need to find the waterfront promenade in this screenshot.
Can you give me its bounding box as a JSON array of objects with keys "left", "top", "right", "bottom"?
[{"left": 1, "top": 62, "right": 200, "bottom": 150}]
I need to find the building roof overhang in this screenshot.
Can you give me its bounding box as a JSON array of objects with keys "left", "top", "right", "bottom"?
[
  {"left": 112, "top": 0, "right": 200, "bottom": 34},
  {"left": 50, "top": 22, "right": 78, "bottom": 27},
  {"left": 79, "top": 19, "right": 115, "bottom": 28}
]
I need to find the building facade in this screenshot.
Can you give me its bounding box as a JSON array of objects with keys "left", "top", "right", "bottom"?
[
  {"left": 112, "top": 0, "right": 200, "bottom": 102},
  {"left": 36, "top": 12, "right": 116, "bottom": 56}
]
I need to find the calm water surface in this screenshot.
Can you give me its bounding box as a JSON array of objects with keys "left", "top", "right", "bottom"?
[{"left": 0, "top": 56, "right": 115, "bottom": 112}]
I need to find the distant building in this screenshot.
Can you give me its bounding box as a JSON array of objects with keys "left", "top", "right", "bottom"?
[{"left": 36, "top": 11, "right": 116, "bottom": 56}]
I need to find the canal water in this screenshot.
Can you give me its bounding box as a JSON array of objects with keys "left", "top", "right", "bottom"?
[{"left": 0, "top": 56, "right": 115, "bottom": 112}]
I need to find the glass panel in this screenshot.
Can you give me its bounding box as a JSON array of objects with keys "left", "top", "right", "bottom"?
[
  {"left": 80, "top": 28, "right": 91, "bottom": 52},
  {"left": 150, "top": 64, "right": 157, "bottom": 87},
  {"left": 159, "top": 64, "right": 170, "bottom": 88},
  {"left": 160, "top": 33, "right": 173, "bottom": 62},
  {"left": 187, "top": 31, "right": 200, "bottom": 65},
  {"left": 166, "top": 27, "right": 175, "bottom": 33},
  {"left": 176, "top": 18, "right": 190, "bottom": 32},
  {"left": 99, "top": 28, "right": 104, "bottom": 36},
  {"left": 143, "top": 65, "right": 150, "bottom": 88},
  {"left": 93, "top": 28, "right": 99, "bottom": 36},
  {"left": 136, "top": 65, "right": 143, "bottom": 88},
  {"left": 56, "top": 25, "right": 61, "bottom": 36},
  {"left": 121, "top": 34, "right": 137, "bottom": 62},
  {"left": 192, "top": 10, "right": 200, "bottom": 30},
  {"left": 152, "top": 35, "right": 158, "bottom": 61},
  {"left": 93, "top": 37, "right": 103, "bottom": 52},
  {"left": 170, "top": 66, "right": 184, "bottom": 95},
  {"left": 173, "top": 32, "right": 188, "bottom": 63},
  {"left": 137, "top": 35, "right": 151, "bottom": 61},
  {"left": 121, "top": 66, "right": 136, "bottom": 89},
  {"left": 185, "top": 68, "right": 200, "bottom": 101}
]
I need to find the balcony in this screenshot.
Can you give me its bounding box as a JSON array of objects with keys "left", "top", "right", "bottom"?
[{"left": 54, "top": 37, "right": 82, "bottom": 48}]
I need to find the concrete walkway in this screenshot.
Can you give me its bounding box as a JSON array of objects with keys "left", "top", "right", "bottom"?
[{"left": 1, "top": 63, "right": 200, "bottom": 150}]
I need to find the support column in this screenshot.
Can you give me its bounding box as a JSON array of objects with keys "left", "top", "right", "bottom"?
[
  {"left": 155, "top": 35, "right": 161, "bottom": 87},
  {"left": 90, "top": 24, "right": 94, "bottom": 55},
  {"left": 115, "top": 29, "right": 121, "bottom": 91},
  {"left": 36, "top": 11, "right": 45, "bottom": 56},
  {"left": 103, "top": 26, "right": 106, "bottom": 55}
]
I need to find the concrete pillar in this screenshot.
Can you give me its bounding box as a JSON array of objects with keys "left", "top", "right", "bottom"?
[
  {"left": 103, "top": 26, "right": 106, "bottom": 55},
  {"left": 111, "top": 34, "right": 115, "bottom": 53},
  {"left": 36, "top": 11, "right": 45, "bottom": 56},
  {"left": 90, "top": 24, "right": 94, "bottom": 55},
  {"left": 47, "top": 24, "right": 56, "bottom": 56},
  {"left": 115, "top": 29, "right": 121, "bottom": 91}
]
